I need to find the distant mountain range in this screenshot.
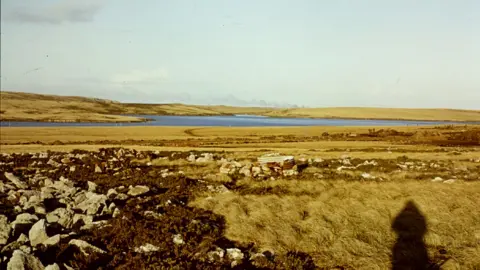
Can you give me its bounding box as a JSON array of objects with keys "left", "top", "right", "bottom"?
[{"left": 152, "top": 93, "right": 301, "bottom": 108}]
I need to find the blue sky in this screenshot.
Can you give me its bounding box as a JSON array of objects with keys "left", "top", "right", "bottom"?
[{"left": 1, "top": 0, "right": 479, "bottom": 108}]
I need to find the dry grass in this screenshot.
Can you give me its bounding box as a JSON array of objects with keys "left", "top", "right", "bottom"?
[
  {"left": 2, "top": 91, "right": 479, "bottom": 122},
  {"left": 192, "top": 180, "right": 480, "bottom": 269}
]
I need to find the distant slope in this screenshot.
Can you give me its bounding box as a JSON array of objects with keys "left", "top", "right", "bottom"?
[
  {"left": 0, "top": 91, "right": 276, "bottom": 122},
  {"left": 264, "top": 107, "right": 480, "bottom": 122},
  {"left": 1, "top": 91, "right": 479, "bottom": 123}
]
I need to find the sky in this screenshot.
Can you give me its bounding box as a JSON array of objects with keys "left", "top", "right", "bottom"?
[{"left": 1, "top": 0, "right": 479, "bottom": 109}]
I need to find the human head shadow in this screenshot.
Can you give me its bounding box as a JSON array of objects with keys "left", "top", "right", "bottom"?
[{"left": 391, "top": 200, "right": 434, "bottom": 270}]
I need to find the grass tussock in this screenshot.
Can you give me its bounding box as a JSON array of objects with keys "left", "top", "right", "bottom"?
[{"left": 191, "top": 181, "right": 480, "bottom": 269}]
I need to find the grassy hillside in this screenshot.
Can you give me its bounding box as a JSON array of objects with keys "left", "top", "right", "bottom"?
[
  {"left": 1, "top": 91, "right": 479, "bottom": 122},
  {"left": 0, "top": 91, "right": 275, "bottom": 122},
  {"left": 265, "top": 107, "right": 480, "bottom": 122}
]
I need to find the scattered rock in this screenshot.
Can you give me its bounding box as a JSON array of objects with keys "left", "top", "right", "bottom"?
[
  {"left": 173, "top": 234, "right": 184, "bottom": 245},
  {"left": 207, "top": 185, "right": 230, "bottom": 194},
  {"left": 44, "top": 263, "right": 61, "bottom": 270},
  {"left": 69, "top": 239, "right": 106, "bottom": 256},
  {"left": 0, "top": 215, "right": 11, "bottom": 245},
  {"left": 443, "top": 179, "right": 456, "bottom": 184},
  {"left": 74, "top": 192, "right": 107, "bottom": 215},
  {"left": 207, "top": 247, "right": 225, "bottom": 262},
  {"left": 29, "top": 219, "right": 49, "bottom": 247},
  {"left": 226, "top": 248, "right": 244, "bottom": 266},
  {"left": 4, "top": 172, "right": 27, "bottom": 189},
  {"left": 87, "top": 181, "right": 97, "bottom": 192},
  {"left": 42, "top": 234, "right": 61, "bottom": 248},
  {"left": 134, "top": 243, "right": 160, "bottom": 253},
  {"left": 432, "top": 177, "right": 444, "bottom": 182},
  {"left": 94, "top": 165, "right": 102, "bottom": 173},
  {"left": 6, "top": 250, "right": 44, "bottom": 270},
  {"left": 439, "top": 258, "right": 460, "bottom": 270},
  {"left": 11, "top": 213, "right": 39, "bottom": 236},
  {"left": 127, "top": 185, "right": 150, "bottom": 196},
  {"left": 361, "top": 172, "right": 375, "bottom": 179},
  {"left": 17, "top": 234, "right": 29, "bottom": 245}
]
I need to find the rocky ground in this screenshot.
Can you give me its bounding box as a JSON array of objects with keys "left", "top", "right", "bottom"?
[{"left": 1, "top": 148, "right": 479, "bottom": 269}]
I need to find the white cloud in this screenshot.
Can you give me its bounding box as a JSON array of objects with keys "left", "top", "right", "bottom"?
[
  {"left": 3, "top": 0, "right": 106, "bottom": 24},
  {"left": 110, "top": 68, "right": 169, "bottom": 85}
]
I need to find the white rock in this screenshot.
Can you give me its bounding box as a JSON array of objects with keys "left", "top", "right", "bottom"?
[
  {"left": 94, "top": 165, "right": 103, "bottom": 173},
  {"left": 173, "top": 234, "right": 184, "bottom": 245},
  {"left": 127, "top": 185, "right": 150, "bottom": 196},
  {"left": 74, "top": 192, "right": 107, "bottom": 215},
  {"left": 361, "top": 172, "right": 375, "bottom": 179},
  {"left": 29, "top": 219, "right": 49, "bottom": 247},
  {"left": 134, "top": 243, "right": 160, "bottom": 253},
  {"left": 143, "top": 211, "right": 162, "bottom": 219},
  {"left": 443, "top": 179, "right": 456, "bottom": 184},
  {"left": 239, "top": 166, "right": 252, "bottom": 177},
  {"left": 112, "top": 208, "right": 121, "bottom": 218},
  {"left": 11, "top": 213, "right": 39, "bottom": 235},
  {"left": 115, "top": 193, "right": 129, "bottom": 201},
  {"left": 42, "top": 234, "right": 61, "bottom": 248},
  {"left": 283, "top": 169, "right": 298, "bottom": 176},
  {"left": 69, "top": 239, "right": 106, "bottom": 256},
  {"left": 7, "top": 250, "right": 44, "bottom": 270},
  {"left": 432, "top": 177, "right": 444, "bottom": 182},
  {"left": 226, "top": 248, "right": 244, "bottom": 261},
  {"left": 87, "top": 181, "right": 97, "bottom": 192},
  {"left": 45, "top": 263, "right": 61, "bottom": 270},
  {"left": 207, "top": 247, "right": 225, "bottom": 261},
  {"left": 106, "top": 188, "right": 118, "bottom": 199},
  {"left": 4, "top": 172, "right": 27, "bottom": 189},
  {"left": 46, "top": 208, "right": 74, "bottom": 228},
  {"left": 19, "top": 245, "right": 32, "bottom": 254},
  {"left": 251, "top": 166, "right": 262, "bottom": 177},
  {"left": 0, "top": 215, "right": 11, "bottom": 245},
  {"left": 17, "top": 234, "right": 29, "bottom": 245},
  {"left": 72, "top": 214, "right": 93, "bottom": 227},
  {"left": 187, "top": 154, "right": 196, "bottom": 162}
]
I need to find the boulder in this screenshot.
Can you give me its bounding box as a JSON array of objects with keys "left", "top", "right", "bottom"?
[
  {"left": 0, "top": 215, "right": 11, "bottom": 245},
  {"left": 6, "top": 250, "right": 44, "bottom": 270},
  {"left": 4, "top": 172, "right": 27, "bottom": 189},
  {"left": 29, "top": 219, "right": 49, "bottom": 247},
  {"left": 42, "top": 234, "right": 61, "bottom": 248},
  {"left": 11, "top": 213, "right": 39, "bottom": 236},
  {"left": 74, "top": 192, "right": 107, "bottom": 215},
  {"left": 127, "top": 185, "right": 150, "bottom": 197},
  {"left": 72, "top": 214, "right": 93, "bottom": 228},
  {"left": 46, "top": 208, "right": 74, "bottom": 228}
]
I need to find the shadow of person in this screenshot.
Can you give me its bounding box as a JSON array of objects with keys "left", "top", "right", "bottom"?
[{"left": 391, "top": 200, "right": 430, "bottom": 270}]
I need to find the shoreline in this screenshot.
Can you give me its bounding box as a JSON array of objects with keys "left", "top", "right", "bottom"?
[{"left": 1, "top": 114, "right": 479, "bottom": 124}]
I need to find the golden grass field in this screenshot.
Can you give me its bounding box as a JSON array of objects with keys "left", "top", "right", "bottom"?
[
  {"left": 1, "top": 91, "right": 479, "bottom": 122},
  {"left": 1, "top": 98, "right": 480, "bottom": 268}
]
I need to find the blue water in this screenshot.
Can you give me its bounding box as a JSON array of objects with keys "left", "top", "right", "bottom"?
[{"left": 0, "top": 115, "right": 476, "bottom": 127}]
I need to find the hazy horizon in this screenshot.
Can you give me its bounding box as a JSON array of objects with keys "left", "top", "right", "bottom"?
[{"left": 1, "top": 0, "right": 479, "bottom": 109}]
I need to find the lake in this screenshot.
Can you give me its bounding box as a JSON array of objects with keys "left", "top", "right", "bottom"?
[{"left": 0, "top": 115, "right": 476, "bottom": 127}]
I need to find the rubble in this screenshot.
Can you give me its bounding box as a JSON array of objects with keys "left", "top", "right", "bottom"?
[{"left": 0, "top": 147, "right": 476, "bottom": 269}]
